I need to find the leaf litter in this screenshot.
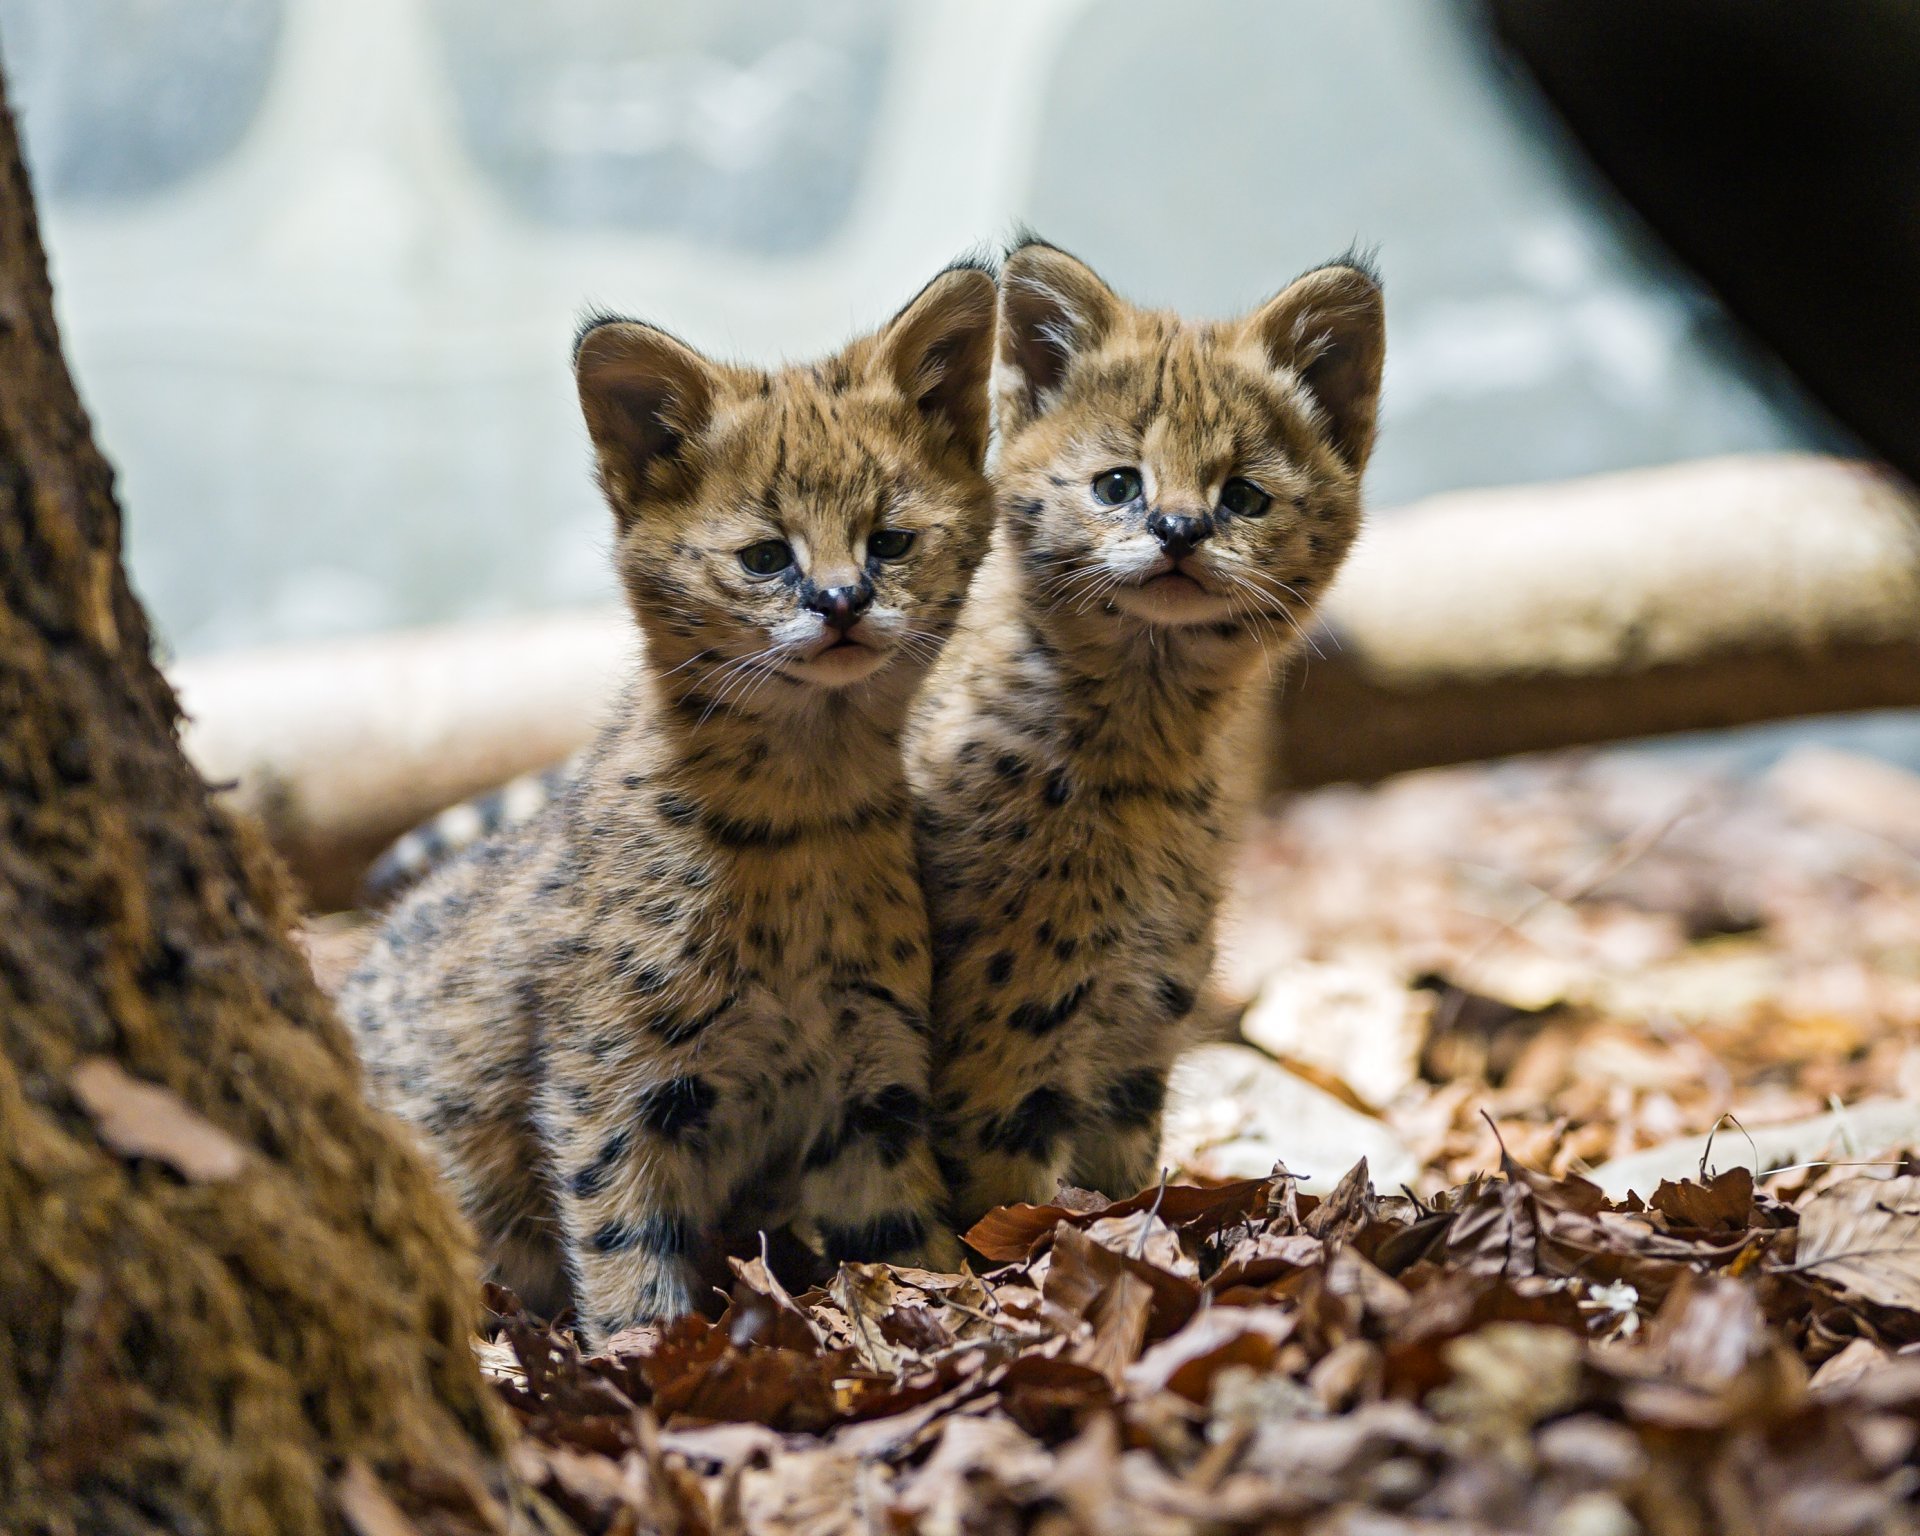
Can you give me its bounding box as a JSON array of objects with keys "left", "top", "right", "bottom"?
[{"left": 307, "top": 744, "right": 1920, "bottom": 1530}]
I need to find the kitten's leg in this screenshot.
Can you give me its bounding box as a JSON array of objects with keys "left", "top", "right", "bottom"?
[
  {"left": 803, "top": 1012, "right": 960, "bottom": 1271},
  {"left": 1063, "top": 1064, "right": 1169, "bottom": 1201},
  {"left": 549, "top": 1074, "right": 742, "bottom": 1345},
  {"left": 937, "top": 1092, "right": 1071, "bottom": 1233},
  {"left": 802, "top": 1128, "right": 961, "bottom": 1273},
  {"left": 558, "top": 1173, "right": 716, "bottom": 1346}
]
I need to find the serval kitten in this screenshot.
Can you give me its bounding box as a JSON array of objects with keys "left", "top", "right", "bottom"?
[
  {"left": 910, "top": 238, "right": 1385, "bottom": 1228},
  {"left": 339, "top": 264, "right": 998, "bottom": 1339}
]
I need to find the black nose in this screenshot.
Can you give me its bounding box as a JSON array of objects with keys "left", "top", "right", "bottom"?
[
  {"left": 1147, "top": 510, "right": 1213, "bottom": 560},
  {"left": 805, "top": 582, "right": 872, "bottom": 631}
]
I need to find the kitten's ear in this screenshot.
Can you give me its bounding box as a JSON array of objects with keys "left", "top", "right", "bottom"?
[
  {"left": 997, "top": 240, "right": 1120, "bottom": 429},
  {"left": 1244, "top": 264, "right": 1385, "bottom": 473},
  {"left": 575, "top": 320, "right": 720, "bottom": 513},
  {"left": 872, "top": 264, "right": 998, "bottom": 467}
]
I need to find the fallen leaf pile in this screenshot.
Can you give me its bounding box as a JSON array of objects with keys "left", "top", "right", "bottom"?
[
  {"left": 1219, "top": 746, "right": 1920, "bottom": 1187},
  {"left": 484, "top": 1156, "right": 1920, "bottom": 1534},
  {"left": 303, "top": 741, "right": 1920, "bottom": 1530}
]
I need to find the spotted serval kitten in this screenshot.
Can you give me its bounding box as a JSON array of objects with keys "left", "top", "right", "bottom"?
[
  {"left": 339, "top": 264, "right": 998, "bottom": 1338},
  {"left": 910, "top": 238, "right": 1384, "bottom": 1228}
]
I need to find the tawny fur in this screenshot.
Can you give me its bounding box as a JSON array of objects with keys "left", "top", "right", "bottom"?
[
  {"left": 339, "top": 265, "right": 998, "bottom": 1340},
  {"left": 908, "top": 239, "right": 1386, "bottom": 1228}
]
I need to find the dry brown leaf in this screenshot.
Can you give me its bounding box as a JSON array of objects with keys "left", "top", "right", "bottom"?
[
  {"left": 827, "top": 1264, "right": 917, "bottom": 1377},
  {"left": 1081, "top": 1209, "right": 1197, "bottom": 1279},
  {"left": 1795, "top": 1175, "right": 1920, "bottom": 1311},
  {"left": 1650, "top": 1165, "right": 1755, "bottom": 1232},
  {"left": 1124, "top": 1307, "right": 1293, "bottom": 1402},
  {"left": 69, "top": 1057, "right": 248, "bottom": 1181}
]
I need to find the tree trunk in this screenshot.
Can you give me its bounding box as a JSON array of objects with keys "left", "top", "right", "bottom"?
[{"left": 0, "top": 74, "right": 529, "bottom": 1536}]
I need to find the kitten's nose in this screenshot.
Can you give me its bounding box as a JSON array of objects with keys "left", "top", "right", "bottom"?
[
  {"left": 806, "top": 581, "right": 873, "bottom": 632},
  {"left": 1147, "top": 510, "right": 1213, "bottom": 560}
]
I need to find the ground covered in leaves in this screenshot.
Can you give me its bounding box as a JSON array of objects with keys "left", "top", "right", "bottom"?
[
  {"left": 313, "top": 741, "right": 1920, "bottom": 1533},
  {"left": 488, "top": 1158, "right": 1920, "bottom": 1534}
]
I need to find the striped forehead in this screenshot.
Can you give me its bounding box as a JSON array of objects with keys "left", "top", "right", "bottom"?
[
  {"left": 1073, "top": 321, "right": 1313, "bottom": 483},
  {"left": 720, "top": 378, "right": 899, "bottom": 515}
]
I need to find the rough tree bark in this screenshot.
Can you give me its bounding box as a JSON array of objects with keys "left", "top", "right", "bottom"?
[
  {"left": 175, "top": 454, "right": 1920, "bottom": 911},
  {"left": 0, "top": 73, "right": 535, "bottom": 1536}
]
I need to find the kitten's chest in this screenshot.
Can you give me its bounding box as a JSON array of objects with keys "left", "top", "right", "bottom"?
[{"left": 699, "top": 814, "right": 920, "bottom": 991}]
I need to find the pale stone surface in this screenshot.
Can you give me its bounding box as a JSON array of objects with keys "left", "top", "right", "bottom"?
[
  {"left": 1161, "top": 1043, "right": 1420, "bottom": 1194},
  {"left": 1238, "top": 960, "right": 1432, "bottom": 1112}
]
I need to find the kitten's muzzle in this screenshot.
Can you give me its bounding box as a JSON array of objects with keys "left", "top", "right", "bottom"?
[
  {"left": 1146, "top": 509, "right": 1213, "bottom": 560},
  {"left": 804, "top": 580, "right": 874, "bottom": 633}
]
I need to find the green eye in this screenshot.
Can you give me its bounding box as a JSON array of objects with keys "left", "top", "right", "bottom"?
[
  {"left": 739, "top": 539, "right": 794, "bottom": 576},
  {"left": 1092, "top": 468, "right": 1143, "bottom": 506},
  {"left": 867, "top": 528, "right": 917, "bottom": 560},
  {"left": 1219, "top": 478, "right": 1272, "bottom": 518}
]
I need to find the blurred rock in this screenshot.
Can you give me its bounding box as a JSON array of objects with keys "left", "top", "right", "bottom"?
[{"left": 1239, "top": 960, "right": 1431, "bottom": 1110}]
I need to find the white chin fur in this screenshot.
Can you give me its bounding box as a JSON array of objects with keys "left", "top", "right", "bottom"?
[
  {"left": 783, "top": 643, "right": 890, "bottom": 688},
  {"left": 1110, "top": 577, "right": 1237, "bottom": 628}
]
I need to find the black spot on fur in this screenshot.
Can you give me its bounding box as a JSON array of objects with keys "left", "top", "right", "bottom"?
[
  {"left": 637, "top": 1075, "right": 718, "bottom": 1139},
  {"left": 570, "top": 1130, "right": 632, "bottom": 1197},
  {"left": 592, "top": 1212, "right": 694, "bottom": 1256},
  {"left": 657, "top": 792, "right": 699, "bottom": 824},
  {"left": 1007, "top": 979, "right": 1092, "bottom": 1037},
  {"left": 652, "top": 994, "right": 734, "bottom": 1044},
  {"left": 1043, "top": 769, "right": 1073, "bottom": 806},
  {"left": 1101, "top": 1070, "right": 1167, "bottom": 1129},
  {"left": 994, "top": 753, "right": 1028, "bottom": 782},
  {"left": 986, "top": 951, "right": 1014, "bottom": 986},
  {"left": 807, "top": 1084, "right": 927, "bottom": 1170},
  {"left": 1157, "top": 975, "right": 1196, "bottom": 1021},
  {"left": 847, "top": 1085, "right": 928, "bottom": 1165},
  {"left": 983, "top": 1087, "right": 1078, "bottom": 1160}
]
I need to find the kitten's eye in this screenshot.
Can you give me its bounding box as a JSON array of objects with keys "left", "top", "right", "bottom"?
[
  {"left": 1219, "top": 478, "right": 1272, "bottom": 518},
  {"left": 738, "top": 539, "right": 794, "bottom": 576},
  {"left": 867, "top": 528, "right": 917, "bottom": 560},
  {"left": 1091, "top": 468, "right": 1143, "bottom": 506}
]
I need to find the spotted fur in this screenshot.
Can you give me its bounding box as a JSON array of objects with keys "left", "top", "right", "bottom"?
[
  {"left": 338, "top": 264, "right": 999, "bottom": 1340},
  {"left": 909, "top": 238, "right": 1385, "bottom": 1227}
]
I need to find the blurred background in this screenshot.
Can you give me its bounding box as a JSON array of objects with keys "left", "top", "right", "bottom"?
[{"left": 0, "top": 0, "right": 1912, "bottom": 763}]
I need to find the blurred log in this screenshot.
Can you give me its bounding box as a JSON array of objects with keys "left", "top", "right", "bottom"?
[
  {"left": 1268, "top": 453, "right": 1920, "bottom": 787},
  {"left": 176, "top": 613, "right": 632, "bottom": 911},
  {"left": 173, "top": 453, "right": 1920, "bottom": 912}
]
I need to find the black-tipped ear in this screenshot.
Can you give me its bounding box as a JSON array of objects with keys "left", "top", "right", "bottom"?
[
  {"left": 1244, "top": 264, "right": 1386, "bottom": 473},
  {"left": 574, "top": 321, "right": 720, "bottom": 513},
  {"left": 997, "top": 240, "right": 1120, "bottom": 429},
  {"left": 874, "top": 265, "right": 997, "bottom": 467}
]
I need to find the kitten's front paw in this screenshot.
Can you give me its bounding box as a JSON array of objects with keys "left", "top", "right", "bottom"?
[
  {"left": 575, "top": 1261, "right": 704, "bottom": 1350},
  {"left": 901, "top": 1221, "right": 964, "bottom": 1274}
]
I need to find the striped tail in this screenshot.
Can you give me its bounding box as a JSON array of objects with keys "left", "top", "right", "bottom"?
[{"left": 361, "top": 756, "right": 579, "bottom": 906}]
